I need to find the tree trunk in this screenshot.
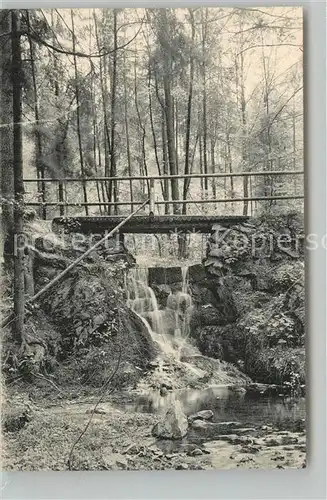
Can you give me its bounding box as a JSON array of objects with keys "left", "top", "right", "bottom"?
[
  {"left": 134, "top": 54, "right": 149, "bottom": 195},
  {"left": 94, "top": 10, "right": 110, "bottom": 213},
  {"left": 26, "top": 11, "right": 46, "bottom": 219},
  {"left": 51, "top": 10, "right": 64, "bottom": 217},
  {"left": 183, "top": 8, "right": 195, "bottom": 216},
  {"left": 12, "top": 10, "right": 25, "bottom": 342},
  {"left": 97, "top": 132, "right": 106, "bottom": 208},
  {"left": 123, "top": 48, "right": 134, "bottom": 212},
  {"left": 90, "top": 62, "right": 102, "bottom": 215},
  {"left": 158, "top": 10, "right": 180, "bottom": 215},
  {"left": 0, "top": 10, "right": 14, "bottom": 262},
  {"left": 201, "top": 9, "right": 209, "bottom": 207},
  {"left": 261, "top": 39, "right": 273, "bottom": 210},
  {"left": 148, "top": 65, "right": 164, "bottom": 204},
  {"left": 226, "top": 132, "right": 234, "bottom": 213},
  {"left": 223, "top": 143, "right": 227, "bottom": 212},
  {"left": 175, "top": 99, "right": 179, "bottom": 175},
  {"left": 210, "top": 137, "right": 217, "bottom": 206},
  {"left": 292, "top": 97, "right": 297, "bottom": 194},
  {"left": 71, "top": 10, "right": 88, "bottom": 216},
  {"left": 163, "top": 74, "right": 179, "bottom": 214},
  {"left": 239, "top": 51, "right": 248, "bottom": 216},
  {"left": 199, "top": 132, "right": 204, "bottom": 207},
  {"left": 161, "top": 109, "right": 170, "bottom": 215},
  {"left": 153, "top": 70, "right": 169, "bottom": 213},
  {"left": 109, "top": 9, "right": 118, "bottom": 215}
]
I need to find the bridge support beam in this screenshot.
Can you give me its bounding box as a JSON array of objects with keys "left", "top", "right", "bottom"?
[{"left": 52, "top": 215, "right": 250, "bottom": 235}]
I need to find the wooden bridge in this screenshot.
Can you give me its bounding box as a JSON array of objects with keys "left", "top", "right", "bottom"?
[
  {"left": 23, "top": 168, "right": 304, "bottom": 234},
  {"left": 52, "top": 214, "right": 252, "bottom": 234}
]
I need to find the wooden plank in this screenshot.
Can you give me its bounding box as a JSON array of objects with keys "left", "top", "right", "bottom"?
[
  {"left": 26, "top": 194, "right": 304, "bottom": 209},
  {"left": 23, "top": 169, "right": 304, "bottom": 183},
  {"left": 52, "top": 214, "right": 251, "bottom": 234}
]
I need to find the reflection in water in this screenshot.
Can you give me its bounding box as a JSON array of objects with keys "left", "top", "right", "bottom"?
[
  {"left": 128, "top": 385, "right": 306, "bottom": 427},
  {"left": 122, "top": 386, "right": 305, "bottom": 453}
]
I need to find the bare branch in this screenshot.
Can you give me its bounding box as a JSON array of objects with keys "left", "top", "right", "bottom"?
[
  {"left": 22, "top": 17, "right": 144, "bottom": 59},
  {"left": 67, "top": 345, "right": 122, "bottom": 470},
  {"left": 236, "top": 43, "right": 302, "bottom": 57},
  {"left": 230, "top": 24, "right": 301, "bottom": 35},
  {"left": 237, "top": 7, "right": 300, "bottom": 21},
  {"left": 254, "top": 86, "right": 304, "bottom": 138},
  {"left": 269, "top": 86, "right": 303, "bottom": 125}
]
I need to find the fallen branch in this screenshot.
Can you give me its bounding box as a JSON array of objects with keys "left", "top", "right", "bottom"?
[
  {"left": 1, "top": 199, "right": 149, "bottom": 330},
  {"left": 67, "top": 344, "right": 122, "bottom": 470},
  {"left": 30, "top": 372, "right": 65, "bottom": 395}
]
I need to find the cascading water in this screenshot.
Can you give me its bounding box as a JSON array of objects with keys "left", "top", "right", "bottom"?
[
  {"left": 166, "top": 265, "right": 193, "bottom": 340},
  {"left": 125, "top": 265, "right": 195, "bottom": 362}
]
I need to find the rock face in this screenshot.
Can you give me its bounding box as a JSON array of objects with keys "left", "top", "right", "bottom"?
[
  {"left": 19, "top": 226, "right": 157, "bottom": 388},
  {"left": 152, "top": 401, "right": 188, "bottom": 440},
  {"left": 149, "top": 266, "right": 183, "bottom": 286},
  {"left": 189, "top": 213, "right": 305, "bottom": 390}
]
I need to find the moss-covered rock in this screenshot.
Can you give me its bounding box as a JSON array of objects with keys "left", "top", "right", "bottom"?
[{"left": 191, "top": 213, "right": 305, "bottom": 391}]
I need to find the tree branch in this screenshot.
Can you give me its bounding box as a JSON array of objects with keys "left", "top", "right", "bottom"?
[
  {"left": 269, "top": 86, "right": 303, "bottom": 125},
  {"left": 237, "top": 7, "right": 298, "bottom": 21},
  {"left": 67, "top": 344, "right": 122, "bottom": 470},
  {"left": 254, "top": 86, "right": 304, "bottom": 138},
  {"left": 23, "top": 18, "right": 144, "bottom": 59},
  {"left": 231, "top": 24, "right": 301, "bottom": 35},
  {"left": 237, "top": 43, "right": 302, "bottom": 56}
]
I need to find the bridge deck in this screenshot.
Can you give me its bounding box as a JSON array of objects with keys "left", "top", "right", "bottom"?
[{"left": 52, "top": 215, "right": 250, "bottom": 234}]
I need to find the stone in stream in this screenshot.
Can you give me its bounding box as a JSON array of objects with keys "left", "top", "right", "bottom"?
[
  {"left": 115, "top": 456, "right": 128, "bottom": 469},
  {"left": 176, "top": 463, "right": 189, "bottom": 470},
  {"left": 187, "top": 448, "right": 204, "bottom": 457},
  {"left": 190, "top": 420, "right": 244, "bottom": 436},
  {"left": 233, "top": 427, "right": 256, "bottom": 435},
  {"left": 226, "top": 435, "right": 255, "bottom": 445},
  {"left": 191, "top": 419, "right": 212, "bottom": 430},
  {"left": 239, "top": 445, "right": 260, "bottom": 454},
  {"left": 281, "top": 435, "right": 299, "bottom": 445},
  {"left": 123, "top": 444, "right": 139, "bottom": 455},
  {"left": 160, "top": 386, "right": 168, "bottom": 397},
  {"left": 188, "top": 410, "right": 214, "bottom": 422},
  {"left": 264, "top": 438, "right": 281, "bottom": 447},
  {"left": 152, "top": 400, "right": 188, "bottom": 440}
]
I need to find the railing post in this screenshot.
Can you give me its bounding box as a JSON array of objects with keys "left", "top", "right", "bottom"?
[
  {"left": 58, "top": 180, "right": 64, "bottom": 217},
  {"left": 149, "top": 178, "right": 155, "bottom": 216},
  {"left": 64, "top": 179, "right": 68, "bottom": 217}
]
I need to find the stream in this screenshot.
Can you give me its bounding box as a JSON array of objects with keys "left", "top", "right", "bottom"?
[{"left": 123, "top": 265, "right": 305, "bottom": 451}]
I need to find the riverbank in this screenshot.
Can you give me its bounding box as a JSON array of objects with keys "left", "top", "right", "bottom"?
[{"left": 3, "top": 386, "right": 305, "bottom": 471}]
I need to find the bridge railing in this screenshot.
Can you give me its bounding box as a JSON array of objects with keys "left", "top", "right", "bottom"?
[{"left": 23, "top": 169, "right": 304, "bottom": 218}]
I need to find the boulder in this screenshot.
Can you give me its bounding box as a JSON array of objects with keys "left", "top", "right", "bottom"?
[
  {"left": 191, "top": 419, "right": 212, "bottom": 430},
  {"left": 148, "top": 266, "right": 182, "bottom": 286},
  {"left": 189, "top": 410, "right": 214, "bottom": 422},
  {"left": 187, "top": 448, "right": 204, "bottom": 457},
  {"left": 191, "top": 285, "right": 218, "bottom": 307},
  {"left": 188, "top": 264, "right": 207, "bottom": 283},
  {"left": 176, "top": 463, "right": 189, "bottom": 470},
  {"left": 151, "top": 284, "right": 171, "bottom": 307},
  {"left": 152, "top": 401, "right": 188, "bottom": 440}
]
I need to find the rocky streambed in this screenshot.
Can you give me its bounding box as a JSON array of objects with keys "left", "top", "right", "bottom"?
[{"left": 3, "top": 385, "right": 306, "bottom": 471}]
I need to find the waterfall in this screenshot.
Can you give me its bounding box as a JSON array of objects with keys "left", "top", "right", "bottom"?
[{"left": 125, "top": 265, "right": 194, "bottom": 361}]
